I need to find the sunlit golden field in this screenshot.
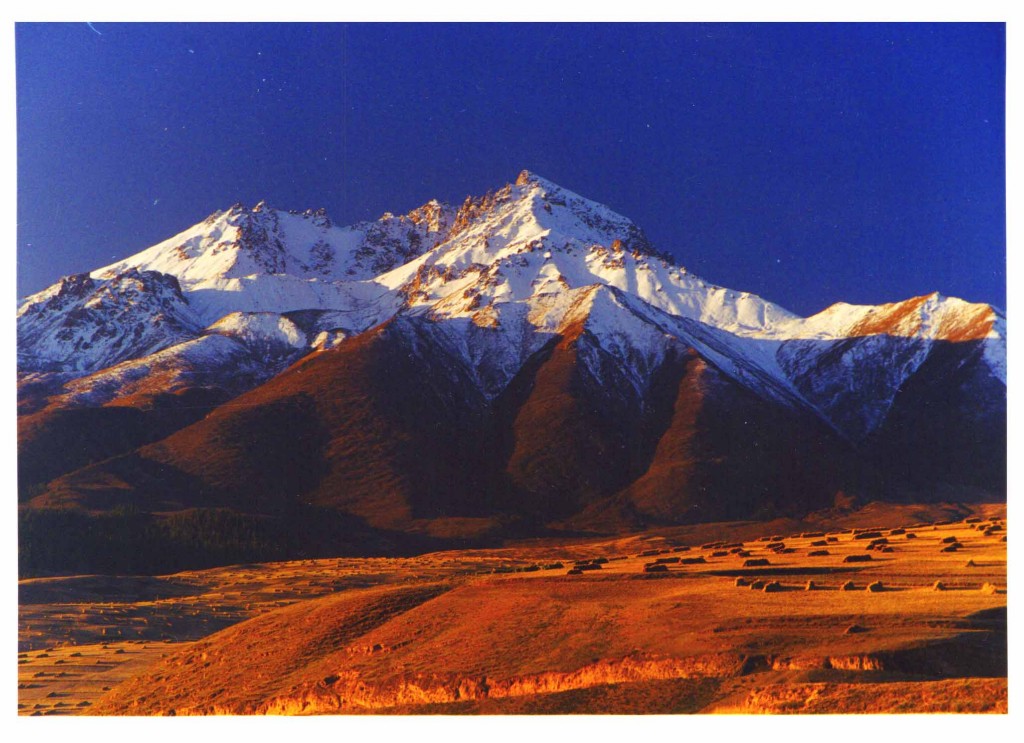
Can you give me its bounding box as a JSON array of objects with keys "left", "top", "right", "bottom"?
[{"left": 19, "top": 503, "right": 1006, "bottom": 715}]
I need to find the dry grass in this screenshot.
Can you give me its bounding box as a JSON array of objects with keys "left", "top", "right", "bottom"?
[
  {"left": 17, "top": 641, "right": 182, "bottom": 716},
  {"left": 20, "top": 505, "right": 1007, "bottom": 715}
]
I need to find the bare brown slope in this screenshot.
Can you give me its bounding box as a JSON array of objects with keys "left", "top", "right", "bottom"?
[
  {"left": 866, "top": 339, "right": 1006, "bottom": 498},
  {"left": 38, "top": 320, "right": 496, "bottom": 529},
  {"left": 498, "top": 323, "right": 641, "bottom": 520},
  {"left": 18, "top": 387, "right": 230, "bottom": 499},
  {"left": 35, "top": 312, "right": 987, "bottom": 563},
  {"left": 37, "top": 319, "right": 854, "bottom": 541},
  {"left": 576, "top": 351, "right": 853, "bottom": 530},
  {"left": 17, "top": 334, "right": 294, "bottom": 498}
]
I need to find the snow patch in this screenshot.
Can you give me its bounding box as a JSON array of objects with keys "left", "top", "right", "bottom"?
[{"left": 208, "top": 312, "right": 307, "bottom": 351}]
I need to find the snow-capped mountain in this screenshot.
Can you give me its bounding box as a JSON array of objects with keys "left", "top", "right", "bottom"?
[
  {"left": 17, "top": 171, "right": 1006, "bottom": 533},
  {"left": 17, "top": 268, "right": 203, "bottom": 373}
]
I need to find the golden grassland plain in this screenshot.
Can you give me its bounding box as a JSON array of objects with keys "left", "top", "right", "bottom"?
[{"left": 18, "top": 503, "right": 1007, "bottom": 715}]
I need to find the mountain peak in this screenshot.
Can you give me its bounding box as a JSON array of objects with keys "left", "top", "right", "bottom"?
[
  {"left": 802, "top": 292, "right": 1001, "bottom": 342},
  {"left": 396, "top": 198, "right": 452, "bottom": 234},
  {"left": 17, "top": 266, "right": 200, "bottom": 372},
  {"left": 17, "top": 172, "right": 1007, "bottom": 533},
  {"left": 513, "top": 169, "right": 562, "bottom": 191},
  {"left": 514, "top": 169, "right": 535, "bottom": 186},
  {"left": 511, "top": 169, "right": 591, "bottom": 204}
]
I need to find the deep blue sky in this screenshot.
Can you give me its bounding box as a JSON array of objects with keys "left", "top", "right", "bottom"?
[{"left": 16, "top": 22, "right": 1005, "bottom": 316}]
